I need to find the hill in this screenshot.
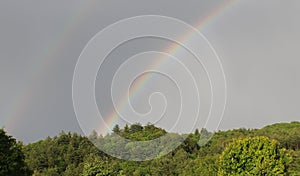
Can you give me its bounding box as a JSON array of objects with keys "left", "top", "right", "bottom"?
[{"left": 1, "top": 121, "right": 300, "bottom": 175}]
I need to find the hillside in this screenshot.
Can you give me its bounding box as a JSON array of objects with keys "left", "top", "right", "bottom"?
[{"left": 1, "top": 121, "right": 300, "bottom": 175}]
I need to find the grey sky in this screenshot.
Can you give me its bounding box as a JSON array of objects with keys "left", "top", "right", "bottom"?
[{"left": 0, "top": 0, "right": 300, "bottom": 143}]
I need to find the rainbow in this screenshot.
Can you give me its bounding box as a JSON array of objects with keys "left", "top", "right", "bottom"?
[
  {"left": 4, "top": 0, "right": 240, "bottom": 136},
  {"left": 98, "top": 0, "right": 240, "bottom": 134}
]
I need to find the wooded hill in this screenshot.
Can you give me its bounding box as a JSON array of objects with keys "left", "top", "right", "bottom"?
[{"left": 1, "top": 121, "right": 300, "bottom": 175}]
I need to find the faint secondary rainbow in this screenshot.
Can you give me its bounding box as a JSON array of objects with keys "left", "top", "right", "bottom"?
[
  {"left": 5, "top": 1, "right": 97, "bottom": 134},
  {"left": 98, "top": 0, "right": 240, "bottom": 134}
]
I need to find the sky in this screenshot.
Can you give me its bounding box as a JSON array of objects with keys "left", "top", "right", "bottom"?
[{"left": 0, "top": 0, "right": 300, "bottom": 143}]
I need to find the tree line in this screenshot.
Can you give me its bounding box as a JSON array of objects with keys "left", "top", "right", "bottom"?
[{"left": 1, "top": 121, "right": 300, "bottom": 175}]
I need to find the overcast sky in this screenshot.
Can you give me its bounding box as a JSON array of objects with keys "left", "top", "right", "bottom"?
[{"left": 0, "top": 0, "right": 300, "bottom": 143}]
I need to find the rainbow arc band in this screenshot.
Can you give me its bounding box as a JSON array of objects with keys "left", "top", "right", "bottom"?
[
  {"left": 98, "top": 0, "right": 237, "bottom": 134},
  {"left": 72, "top": 15, "right": 227, "bottom": 160}
]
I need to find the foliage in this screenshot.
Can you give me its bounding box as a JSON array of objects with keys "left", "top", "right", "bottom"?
[
  {"left": 257, "top": 121, "right": 300, "bottom": 150},
  {"left": 82, "top": 157, "right": 120, "bottom": 176},
  {"left": 23, "top": 132, "right": 105, "bottom": 176},
  {"left": 218, "top": 136, "right": 292, "bottom": 175},
  {"left": 0, "top": 128, "right": 32, "bottom": 176},
  {"left": 118, "top": 123, "right": 167, "bottom": 141},
  {"left": 112, "top": 125, "right": 120, "bottom": 134},
  {"left": 288, "top": 150, "right": 300, "bottom": 175},
  {"left": 13, "top": 121, "right": 300, "bottom": 175}
]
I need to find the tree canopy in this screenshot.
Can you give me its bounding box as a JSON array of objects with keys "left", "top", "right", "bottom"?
[
  {"left": 1, "top": 121, "right": 299, "bottom": 175},
  {"left": 218, "top": 136, "right": 291, "bottom": 175},
  {"left": 0, "top": 129, "right": 31, "bottom": 176}
]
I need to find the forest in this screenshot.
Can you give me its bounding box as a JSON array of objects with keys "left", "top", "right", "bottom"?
[{"left": 1, "top": 121, "right": 300, "bottom": 176}]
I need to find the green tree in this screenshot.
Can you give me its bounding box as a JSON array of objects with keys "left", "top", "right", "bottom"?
[
  {"left": 23, "top": 132, "right": 104, "bottom": 176},
  {"left": 124, "top": 124, "right": 130, "bottom": 134},
  {"left": 112, "top": 125, "right": 120, "bottom": 134},
  {"left": 130, "top": 123, "right": 143, "bottom": 133},
  {"left": 0, "top": 128, "right": 32, "bottom": 176},
  {"left": 19, "top": 121, "right": 300, "bottom": 175},
  {"left": 82, "top": 157, "right": 119, "bottom": 176},
  {"left": 218, "top": 136, "right": 292, "bottom": 176}
]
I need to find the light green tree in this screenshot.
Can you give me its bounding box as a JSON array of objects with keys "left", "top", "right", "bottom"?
[{"left": 218, "top": 136, "right": 292, "bottom": 176}]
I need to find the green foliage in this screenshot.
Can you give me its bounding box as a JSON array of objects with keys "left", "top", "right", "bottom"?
[
  {"left": 3, "top": 121, "right": 298, "bottom": 175},
  {"left": 218, "top": 136, "right": 292, "bottom": 175},
  {"left": 119, "top": 123, "right": 166, "bottom": 141},
  {"left": 112, "top": 125, "right": 120, "bottom": 134},
  {"left": 0, "top": 128, "right": 32, "bottom": 176},
  {"left": 87, "top": 122, "right": 299, "bottom": 175},
  {"left": 23, "top": 132, "right": 104, "bottom": 176},
  {"left": 288, "top": 150, "right": 300, "bottom": 175},
  {"left": 95, "top": 125, "right": 181, "bottom": 161},
  {"left": 182, "top": 154, "right": 220, "bottom": 176},
  {"left": 82, "top": 157, "right": 119, "bottom": 176},
  {"left": 180, "top": 134, "right": 200, "bottom": 154},
  {"left": 257, "top": 121, "right": 300, "bottom": 150}
]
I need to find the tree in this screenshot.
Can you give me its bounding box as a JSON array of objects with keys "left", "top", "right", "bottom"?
[
  {"left": 82, "top": 157, "right": 119, "bottom": 176},
  {"left": 23, "top": 132, "right": 103, "bottom": 175},
  {"left": 124, "top": 124, "right": 130, "bottom": 133},
  {"left": 218, "top": 136, "right": 292, "bottom": 176},
  {"left": 130, "top": 123, "right": 143, "bottom": 133},
  {"left": 112, "top": 124, "right": 120, "bottom": 134},
  {"left": 200, "top": 128, "right": 209, "bottom": 135},
  {"left": 181, "top": 134, "right": 199, "bottom": 154},
  {"left": 0, "top": 128, "right": 32, "bottom": 175},
  {"left": 89, "top": 130, "right": 98, "bottom": 141},
  {"left": 18, "top": 121, "right": 300, "bottom": 175}
]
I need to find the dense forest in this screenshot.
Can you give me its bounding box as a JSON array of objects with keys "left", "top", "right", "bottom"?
[{"left": 1, "top": 121, "right": 300, "bottom": 175}]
